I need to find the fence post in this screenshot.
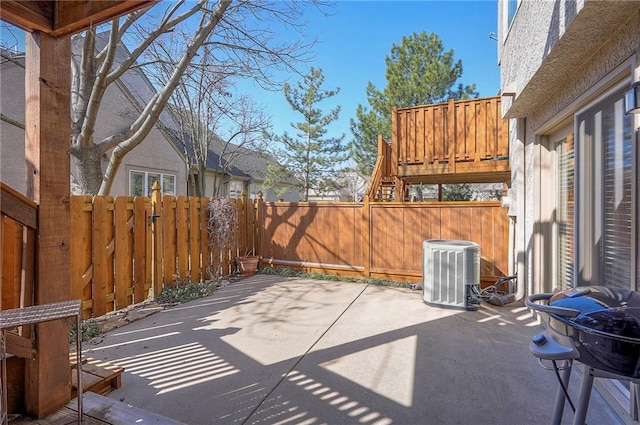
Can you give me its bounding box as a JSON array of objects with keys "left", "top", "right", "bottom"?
[
  {"left": 363, "top": 195, "right": 371, "bottom": 277},
  {"left": 447, "top": 98, "right": 457, "bottom": 173},
  {"left": 255, "top": 191, "right": 263, "bottom": 259},
  {"left": 151, "top": 181, "right": 163, "bottom": 297},
  {"left": 391, "top": 106, "right": 398, "bottom": 177}
]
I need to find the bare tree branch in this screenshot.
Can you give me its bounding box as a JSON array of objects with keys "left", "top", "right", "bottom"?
[{"left": 0, "top": 113, "right": 24, "bottom": 130}]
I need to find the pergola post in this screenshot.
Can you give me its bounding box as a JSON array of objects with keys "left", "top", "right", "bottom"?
[{"left": 23, "top": 31, "right": 72, "bottom": 417}]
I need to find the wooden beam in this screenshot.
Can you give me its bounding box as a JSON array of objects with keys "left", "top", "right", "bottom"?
[
  {"left": 0, "top": 1, "right": 54, "bottom": 33},
  {"left": 0, "top": 183, "right": 38, "bottom": 229},
  {"left": 52, "top": 1, "right": 158, "bottom": 37},
  {"left": 24, "top": 31, "right": 72, "bottom": 418},
  {"left": 6, "top": 333, "right": 35, "bottom": 359},
  {"left": 0, "top": 1, "right": 157, "bottom": 37}
]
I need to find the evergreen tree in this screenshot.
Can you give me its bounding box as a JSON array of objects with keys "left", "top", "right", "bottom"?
[
  {"left": 265, "top": 68, "right": 346, "bottom": 201},
  {"left": 442, "top": 183, "right": 473, "bottom": 201},
  {"left": 349, "top": 31, "right": 478, "bottom": 176}
]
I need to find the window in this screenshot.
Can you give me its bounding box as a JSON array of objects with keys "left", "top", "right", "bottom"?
[
  {"left": 249, "top": 183, "right": 259, "bottom": 200},
  {"left": 507, "top": 0, "right": 519, "bottom": 27},
  {"left": 556, "top": 135, "right": 574, "bottom": 290},
  {"left": 575, "top": 88, "right": 634, "bottom": 289},
  {"left": 228, "top": 180, "right": 244, "bottom": 198},
  {"left": 129, "top": 170, "right": 176, "bottom": 197}
]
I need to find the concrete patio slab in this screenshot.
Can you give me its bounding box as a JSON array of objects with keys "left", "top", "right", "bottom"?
[{"left": 84, "top": 275, "right": 632, "bottom": 424}]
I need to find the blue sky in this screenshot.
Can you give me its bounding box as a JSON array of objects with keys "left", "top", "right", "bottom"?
[
  {"left": 0, "top": 1, "right": 499, "bottom": 148},
  {"left": 250, "top": 0, "right": 500, "bottom": 145}
]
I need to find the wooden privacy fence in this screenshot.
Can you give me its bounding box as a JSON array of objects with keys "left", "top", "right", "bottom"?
[
  {"left": 260, "top": 200, "right": 509, "bottom": 284},
  {"left": 6, "top": 185, "right": 507, "bottom": 320},
  {"left": 69, "top": 185, "right": 253, "bottom": 319}
]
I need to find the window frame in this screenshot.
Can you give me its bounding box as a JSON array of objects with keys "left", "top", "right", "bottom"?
[
  {"left": 573, "top": 82, "right": 636, "bottom": 290},
  {"left": 129, "top": 169, "right": 177, "bottom": 197}
]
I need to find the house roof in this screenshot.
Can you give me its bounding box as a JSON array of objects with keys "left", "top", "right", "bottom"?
[{"left": 86, "top": 32, "right": 280, "bottom": 183}]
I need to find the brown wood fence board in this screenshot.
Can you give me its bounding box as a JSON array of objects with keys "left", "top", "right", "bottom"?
[
  {"left": 175, "top": 196, "right": 189, "bottom": 281},
  {"left": 317, "top": 207, "right": 333, "bottom": 264},
  {"left": 2, "top": 218, "right": 21, "bottom": 309},
  {"left": 476, "top": 100, "right": 487, "bottom": 158},
  {"left": 114, "top": 197, "right": 133, "bottom": 310},
  {"left": 189, "top": 197, "right": 202, "bottom": 282},
  {"left": 416, "top": 108, "right": 425, "bottom": 163},
  {"left": 338, "top": 206, "right": 360, "bottom": 266},
  {"left": 398, "top": 111, "right": 406, "bottom": 164},
  {"left": 92, "top": 196, "right": 113, "bottom": 316},
  {"left": 70, "top": 196, "right": 92, "bottom": 318},
  {"left": 487, "top": 98, "right": 499, "bottom": 158},
  {"left": 408, "top": 110, "right": 416, "bottom": 163},
  {"left": 200, "top": 197, "right": 211, "bottom": 281},
  {"left": 291, "top": 205, "right": 306, "bottom": 261},
  {"left": 432, "top": 105, "right": 444, "bottom": 162},
  {"left": 404, "top": 208, "right": 423, "bottom": 271},
  {"left": 162, "top": 195, "right": 176, "bottom": 285},
  {"left": 133, "top": 197, "right": 150, "bottom": 303}
]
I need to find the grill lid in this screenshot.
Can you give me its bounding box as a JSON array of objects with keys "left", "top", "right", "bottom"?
[{"left": 549, "top": 286, "right": 640, "bottom": 343}]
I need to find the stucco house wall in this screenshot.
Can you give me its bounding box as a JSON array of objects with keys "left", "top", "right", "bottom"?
[
  {"left": 499, "top": 1, "right": 640, "bottom": 294},
  {"left": 1, "top": 55, "right": 29, "bottom": 194}
]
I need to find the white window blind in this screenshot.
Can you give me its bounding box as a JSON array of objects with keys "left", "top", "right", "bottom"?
[
  {"left": 575, "top": 88, "right": 633, "bottom": 289},
  {"left": 556, "top": 135, "right": 574, "bottom": 290},
  {"left": 601, "top": 98, "right": 633, "bottom": 289}
]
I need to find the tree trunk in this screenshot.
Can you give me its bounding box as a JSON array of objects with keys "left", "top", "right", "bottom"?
[{"left": 71, "top": 141, "right": 104, "bottom": 195}]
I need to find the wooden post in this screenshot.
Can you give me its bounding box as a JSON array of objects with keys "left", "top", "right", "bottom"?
[
  {"left": 391, "top": 107, "right": 398, "bottom": 177},
  {"left": 363, "top": 194, "right": 371, "bottom": 277},
  {"left": 447, "top": 98, "right": 456, "bottom": 173},
  {"left": 151, "top": 181, "right": 163, "bottom": 297},
  {"left": 23, "top": 31, "right": 72, "bottom": 417},
  {"left": 255, "top": 192, "right": 264, "bottom": 259}
]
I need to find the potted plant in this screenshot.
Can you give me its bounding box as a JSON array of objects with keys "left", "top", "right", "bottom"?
[{"left": 236, "top": 249, "right": 259, "bottom": 275}]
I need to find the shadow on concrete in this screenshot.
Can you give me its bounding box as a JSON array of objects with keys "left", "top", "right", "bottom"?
[{"left": 83, "top": 275, "right": 628, "bottom": 425}]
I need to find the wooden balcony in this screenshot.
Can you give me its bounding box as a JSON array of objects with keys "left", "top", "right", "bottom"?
[
  {"left": 391, "top": 96, "right": 509, "bottom": 185},
  {"left": 365, "top": 96, "right": 510, "bottom": 202}
]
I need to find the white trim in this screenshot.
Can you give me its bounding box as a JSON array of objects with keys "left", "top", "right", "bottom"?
[{"left": 129, "top": 169, "right": 176, "bottom": 197}]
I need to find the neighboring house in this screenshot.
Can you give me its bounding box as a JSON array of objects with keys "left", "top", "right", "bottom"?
[
  {"left": 168, "top": 120, "right": 299, "bottom": 202},
  {"left": 1, "top": 39, "right": 297, "bottom": 201},
  {"left": 499, "top": 0, "right": 640, "bottom": 414},
  {"left": 195, "top": 135, "right": 300, "bottom": 202},
  {"left": 0, "top": 48, "right": 187, "bottom": 197}
]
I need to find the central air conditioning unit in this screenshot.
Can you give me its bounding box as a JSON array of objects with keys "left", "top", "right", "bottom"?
[{"left": 422, "top": 239, "right": 480, "bottom": 310}]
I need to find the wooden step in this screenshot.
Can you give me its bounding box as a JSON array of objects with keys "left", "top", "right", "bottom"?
[{"left": 71, "top": 361, "right": 124, "bottom": 397}]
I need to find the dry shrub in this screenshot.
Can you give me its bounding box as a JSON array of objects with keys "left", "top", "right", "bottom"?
[{"left": 207, "top": 198, "right": 238, "bottom": 278}]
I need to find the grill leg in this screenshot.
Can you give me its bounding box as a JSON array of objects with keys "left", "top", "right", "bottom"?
[
  {"left": 552, "top": 359, "right": 572, "bottom": 425},
  {"left": 572, "top": 364, "right": 594, "bottom": 425}
]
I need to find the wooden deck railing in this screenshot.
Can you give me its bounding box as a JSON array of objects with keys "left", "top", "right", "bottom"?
[
  {"left": 393, "top": 96, "right": 507, "bottom": 165},
  {"left": 364, "top": 136, "right": 393, "bottom": 201},
  {"left": 391, "top": 96, "right": 509, "bottom": 183}
]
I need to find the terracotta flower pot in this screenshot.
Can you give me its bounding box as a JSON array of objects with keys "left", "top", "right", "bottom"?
[{"left": 237, "top": 256, "right": 259, "bottom": 275}]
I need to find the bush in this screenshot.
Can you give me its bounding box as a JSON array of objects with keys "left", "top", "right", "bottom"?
[
  {"left": 261, "top": 266, "right": 411, "bottom": 288},
  {"left": 155, "top": 279, "right": 217, "bottom": 304},
  {"left": 69, "top": 318, "right": 102, "bottom": 343}
]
